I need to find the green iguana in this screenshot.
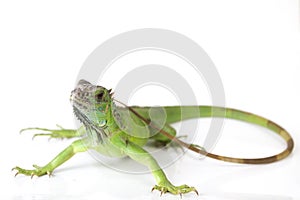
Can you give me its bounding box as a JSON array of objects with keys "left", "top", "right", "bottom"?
[{"left": 13, "top": 79, "right": 294, "bottom": 196}]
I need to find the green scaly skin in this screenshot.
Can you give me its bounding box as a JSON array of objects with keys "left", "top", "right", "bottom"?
[{"left": 13, "top": 79, "right": 294, "bottom": 196}]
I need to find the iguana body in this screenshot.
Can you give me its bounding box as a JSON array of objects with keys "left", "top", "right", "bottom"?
[{"left": 13, "top": 79, "right": 294, "bottom": 196}]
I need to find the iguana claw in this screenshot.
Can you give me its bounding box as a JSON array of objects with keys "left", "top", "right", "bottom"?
[
  {"left": 151, "top": 183, "right": 198, "bottom": 197},
  {"left": 12, "top": 165, "right": 53, "bottom": 178}
]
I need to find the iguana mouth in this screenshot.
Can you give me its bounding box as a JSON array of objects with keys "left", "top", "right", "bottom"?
[{"left": 70, "top": 79, "right": 112, "bottom": 143}]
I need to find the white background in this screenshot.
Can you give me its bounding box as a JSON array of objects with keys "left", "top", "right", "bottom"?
[{"left": 0, "top": 1, "right": 299, "bottom": 199}]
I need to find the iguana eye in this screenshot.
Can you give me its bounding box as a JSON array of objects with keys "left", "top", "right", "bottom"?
[{"left": 95, "top": 92, "right": 104, "bottom": 102}]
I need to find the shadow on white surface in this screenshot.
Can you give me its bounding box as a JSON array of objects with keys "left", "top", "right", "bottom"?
[{"left": 11, "top": 192, "right": 296, "bottom": 200}]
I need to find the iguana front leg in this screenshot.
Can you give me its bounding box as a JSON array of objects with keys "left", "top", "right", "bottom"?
[
  {"left": 110, "top": 133, "right": 198, "bottom": 196},
  {"left": 20, "top": 125, "right": 86, "bottom": 140},
  {"left": 13, "top": 139, "right": 88, "bottom": 177}
]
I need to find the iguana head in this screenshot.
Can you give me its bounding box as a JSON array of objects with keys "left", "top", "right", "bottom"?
[{"left": 70, "top": 79, "right": 113, "bottom": 128}]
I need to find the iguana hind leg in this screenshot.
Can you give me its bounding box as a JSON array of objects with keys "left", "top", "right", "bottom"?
[
  {"left": 149, "top": 123, "right": 176, "bottom": 145},
  {"left": 13, "top": 139, "right": 88, "bottom": 177}
]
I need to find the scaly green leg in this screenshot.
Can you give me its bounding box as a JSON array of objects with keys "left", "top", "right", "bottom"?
[
  {"left": 13, "top": 139, "right": 88, "bottom": 177},
  {"left": 110, "top": 133, "right": 198, "bottom": 196},
  {"left": 149, "top": 123, "right": 176, "bottom": 146},
  {"left": 20, "top": 125, "right": 86, "bottom": 140}
]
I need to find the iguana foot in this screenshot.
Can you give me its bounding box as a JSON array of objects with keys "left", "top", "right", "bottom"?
[
  {"left": 12, "top": 165, "right": 52, "bottom": 178},
  {"left": 152, "top": 183, "right": 198, "bottom": 197},
  {"left": 20, "top": 125, "right": 78, "bottom": 140}
]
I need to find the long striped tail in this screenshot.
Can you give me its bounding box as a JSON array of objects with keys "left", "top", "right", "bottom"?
[{"left": 129, "top": 105, "right": 294, "bottom": 164}]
